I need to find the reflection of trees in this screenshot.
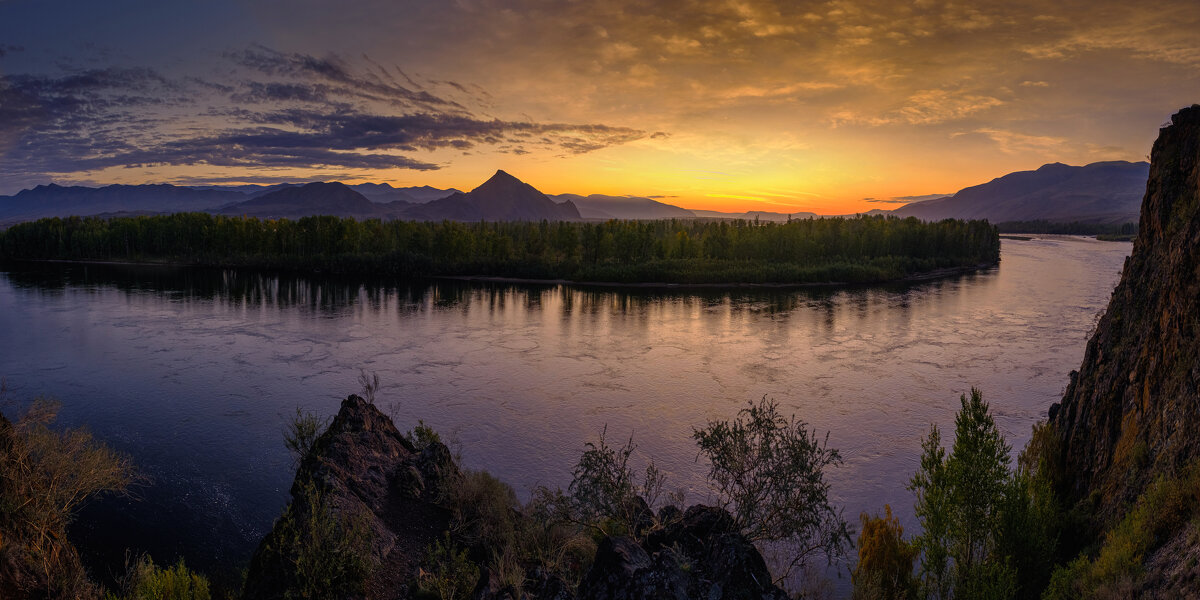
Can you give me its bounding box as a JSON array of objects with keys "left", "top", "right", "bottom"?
[{"left": 0, "top": 262, "right": 993, "bottom": 323}]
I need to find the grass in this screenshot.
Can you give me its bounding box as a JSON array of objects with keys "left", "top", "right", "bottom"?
[{"left": 1043, "top": 460, "right": 1200, "bottom": 599}]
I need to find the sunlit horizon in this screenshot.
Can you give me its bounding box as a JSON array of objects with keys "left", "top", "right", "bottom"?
[{"left": 1, "top": 0, "right": 1193, "bottom": 213}]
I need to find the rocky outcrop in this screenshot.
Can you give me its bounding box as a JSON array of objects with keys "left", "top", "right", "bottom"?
[
  {"left": 577, "top": 505, "right": 787, "bottom": 600},
  {"left": 1050, "top": 105, "right": 1200, "bottom": 518},
  {"left": 244, "top": 396, "right": 789, "bottom": 600},
  {"left": 242, "top": 395, "right": 458, "bottom": 599}
]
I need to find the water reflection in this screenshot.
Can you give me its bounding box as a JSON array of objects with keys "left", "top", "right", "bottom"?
[{"left": 0, "top": 238, "right": 1127, "bottom": 591}]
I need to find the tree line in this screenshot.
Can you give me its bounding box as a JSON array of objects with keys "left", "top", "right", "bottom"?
[
  {"left": 995, "top": 220, "right": 1136, "bottom": 236},
  {"left": 0, "top": 213, "right": 999, "bottom": 284}
]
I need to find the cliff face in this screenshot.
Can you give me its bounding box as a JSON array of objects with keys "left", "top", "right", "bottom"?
[{"left": 1051, "top": 105, "right": 1200, "bottom": 517}]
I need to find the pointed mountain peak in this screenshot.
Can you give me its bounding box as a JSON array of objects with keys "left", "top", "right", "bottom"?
[
  {"left": 479, "top": 169, "right": 523, "bottom": 186},
  {"left": 471, "top": 170, "right": 540, "bottom": 196}
]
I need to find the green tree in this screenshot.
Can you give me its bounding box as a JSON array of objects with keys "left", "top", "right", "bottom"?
[{"left": 909, "top": 389, "right": 1062, "bottom": 600}]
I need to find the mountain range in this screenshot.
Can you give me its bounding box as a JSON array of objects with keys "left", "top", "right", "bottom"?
[
  {"left": 892, "top": 160, "right": 1149, "bottom": 224},
  {"left": 0, "top": 160, "right": 1150, "bottom": 226}
]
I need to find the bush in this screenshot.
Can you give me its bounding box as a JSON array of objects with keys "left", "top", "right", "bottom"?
[
  {"left": 282, "top": 407, "right": 324, "bottom": 463},
  {"left": 445, "top": 470, "right": 519, "bottom": 551},
  {"left": 565, "top": 427, "right": 668, "bottom": 537},
  {"left": 852, "top": 505, "right": 917, "bottom": 600},
  {"left": 518, "top": 488, "right": 596, "bottom": 589},
  {"left": 254, "top": 480, "right": 375, "bottom": 600},
  {"left": 418, "top": 532, "right": 479, "bottom": 600},
  {"left": 0, "top": 397, "right": 137, "bottom": 598},
  {"left": 1045, "top": 461, "right": 1200, "bottom": 597},
  {"left": 692, "top": 396, "right": 849, "bottom": 580},
  {"left": 405, "top": 419, "right": 442, "bottom": 451},
  {"left": 106, "top": 556, "right": 211, "bottom": 600}
]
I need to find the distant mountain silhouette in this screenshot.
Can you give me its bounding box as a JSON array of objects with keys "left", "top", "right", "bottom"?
[
  {"left": 552, "top": 194, "right": 696, "bottom": 220},
  {"left": 0, "top": 183, "right": 242, "bottom": 225},
  {"left": 406, "top": 170, "right": 580, "bottom": 221},
  {"left": 689, "top": 209, "right": 818, "bottom": 222},
  {"left": 217, "top": 182, "right": 404, "bottom": 220},
  {"left": 892, "top": 161, "right": 1149, "bottom": 224}
]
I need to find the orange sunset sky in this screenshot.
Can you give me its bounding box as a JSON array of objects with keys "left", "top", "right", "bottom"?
[{"left": 1, "top": 0, "right": 1198, "bottom": 213}]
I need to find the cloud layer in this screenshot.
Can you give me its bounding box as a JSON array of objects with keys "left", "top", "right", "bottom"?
[{"left": 0, "top": 44, "right": 645, "bottom": 190}]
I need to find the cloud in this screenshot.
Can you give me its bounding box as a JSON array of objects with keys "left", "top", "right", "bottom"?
[
  {"left": 955, "top": 128, "right": 1069, "bottom": 155},
  {"left": 0, "top": 46, "right": 647, "bottom": 186},
  {"left": 829, "top": 89, "right": 1004, "bottom": 127}
]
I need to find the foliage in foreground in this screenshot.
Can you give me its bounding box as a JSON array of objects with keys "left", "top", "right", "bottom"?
[
  {"left": 247, "top": 410, "right": 375, "bottom": 600},
  {"left": 854, "top": 389, "right": 1063, "bottom": 600},
  {"left": 105, "top": 556, "right": 211, "bottom": 600},
  {"left": 0, "top": 213, "right": 1000, "bottom": 284},
  {"left": 693, "top": 396, "right": 851, "bottom": 581},
  {"left": 417, "top": 532, "right": 479, "bottom": 600},
  {"left": 1042, "top": 461, "right": 1200, "bottom": 599},
  {"left": 0, "top": 397, "right": 137, "bottom": 599},
  {"left": 908, "top": 389, "right": 1060, "bottom": 600},
  {"left": 852, "top": 505, "right": 917, "bottom": 600}
]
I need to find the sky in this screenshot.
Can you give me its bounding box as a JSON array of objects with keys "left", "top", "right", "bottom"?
[{"left": 1, "top": 0, "right": 1197, "bottom": 213}]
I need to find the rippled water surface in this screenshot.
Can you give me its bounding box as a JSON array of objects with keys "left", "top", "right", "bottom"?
[{"left": 0, "top": 236, "right": 1130, "bottom": 584}]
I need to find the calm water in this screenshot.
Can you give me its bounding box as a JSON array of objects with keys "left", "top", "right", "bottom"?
[{"left": 0, "top": 236, "right": 1129, "bottom": 586}]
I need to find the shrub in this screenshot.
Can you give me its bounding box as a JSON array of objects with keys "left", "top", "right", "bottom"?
[
  {"left": 282, "top": 407, "right": 324, "bottom": 463},
  {"left": 107, "top": 556, "right": 211, "bottom": 600},
  {"left": 852, "top": 505, "right": 917, "bottom": 600},
  {"left": 519, "top": 488, "right": 596, "bottom": 589},
  {"left": 418, "top": 532, "right": 479, "bottom": 600},
  {"left": 445, "top": 469, "right": 519, "bottom": 551},
  {"left": 357, "top": 369, "right": 380, "bottom": 404},
  {"left": 565, "top": 427, "right": 667, "bottom": 537},
  {"left": 1046, "top": 461, "right": 1200, "bottom": 597},
  {"left": 405, "top": 419, "right": 442, "bottom": 451},
  {"left": 0, "top": 397, "right": 137, "bottom": 598},
  {"left": 256, "top": 480, "right": 375, "bottom": 600},
  {"left": 693, "top": 396, "right": 849, "bottom": 580}
]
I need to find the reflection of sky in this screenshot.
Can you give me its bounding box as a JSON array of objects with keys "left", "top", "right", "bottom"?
[
  {"left": 1, "top": 0, "right": 1196, "bottom": 211},
  {"left": 0, "top": 236, "right": 1130, "bottom": 590}
]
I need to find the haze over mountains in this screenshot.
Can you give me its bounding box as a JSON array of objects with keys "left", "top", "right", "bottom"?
[
  {"left": 0, "top": 161, "right": 1149, "bottom": 227},
  {"left": 892, "top": 161, "right": 1149, "bottom": 224}
]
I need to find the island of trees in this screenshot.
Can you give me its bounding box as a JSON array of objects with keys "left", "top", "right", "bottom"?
[{"left": 0, "top": 213, "right": 999, "bottom": 285}]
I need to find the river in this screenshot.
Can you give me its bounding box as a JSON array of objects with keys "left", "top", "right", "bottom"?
[{"left": 0, "top": 235, "right": 1129, "bottom": 589}]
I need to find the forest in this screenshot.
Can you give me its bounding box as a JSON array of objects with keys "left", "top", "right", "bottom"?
[{"left": 0, "top": 214, "right": 999, "bottom": 284}]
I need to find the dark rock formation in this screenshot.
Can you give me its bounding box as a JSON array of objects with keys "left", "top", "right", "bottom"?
[
  {"left": 1050, "top": 106, "right": 1200, "bottom": 517},
  {"left": 245, "top": 395, "right": 789, "bottom": 600},
  {"left": 243, "top": 395, "right": 457, "bottom": 599},
  {"left": 578, "top": 505, "right": 787, "bottom": 600}
]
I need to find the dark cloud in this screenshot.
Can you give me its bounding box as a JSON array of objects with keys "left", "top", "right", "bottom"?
[
  {"left": 224, "top": 44, "right": 463, "bottom": 111},
  {"left": 0, "top": 45, "right": 647, "bottom": 188},
  {"left": 0, "top": 44, "right": 24, "bottom": 58}
]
